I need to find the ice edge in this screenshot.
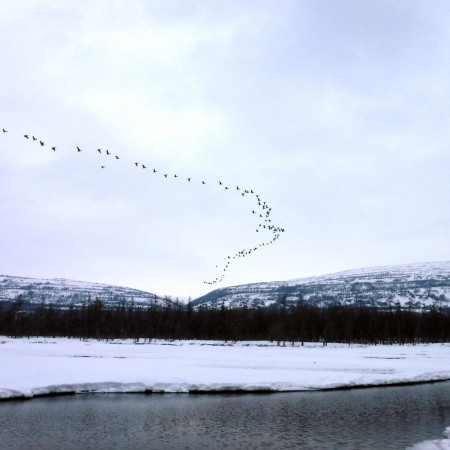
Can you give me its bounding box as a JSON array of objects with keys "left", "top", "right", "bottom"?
[{"left": 2, "top": 377, "right": 450, "bottom": 401}]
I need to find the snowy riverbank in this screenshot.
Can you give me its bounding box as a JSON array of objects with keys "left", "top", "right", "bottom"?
[{"left": 1, "top": 337, "right": 449, "bottom": 400}]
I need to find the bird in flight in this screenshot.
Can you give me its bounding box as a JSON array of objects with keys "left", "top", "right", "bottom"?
[{"left": 7, "top": 126, "right": 284, "bottom": 286}]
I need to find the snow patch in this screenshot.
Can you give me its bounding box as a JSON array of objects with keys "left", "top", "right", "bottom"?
[{"left": 407, "top": 426, "right": 450, "bottom": 449}]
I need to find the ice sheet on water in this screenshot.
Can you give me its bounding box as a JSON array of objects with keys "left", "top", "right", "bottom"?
[
  {"left": 407, "top": 426, "right": 450, "bottom": 450},
  {"left": 1, "top": 338, "right": 449, "bottom": 400}
]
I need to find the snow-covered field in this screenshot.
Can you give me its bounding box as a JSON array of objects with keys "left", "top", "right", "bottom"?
[{"left": 1, "top": 337, "right": 449, "bottom": 400}]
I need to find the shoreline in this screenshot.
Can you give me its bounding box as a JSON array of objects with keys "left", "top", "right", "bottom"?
[
  {"left": 2, "top": 378, "right": 450, "bottom": 403},
  {"left": 2, "top": 337, "right": 449, "bottom": 401}
]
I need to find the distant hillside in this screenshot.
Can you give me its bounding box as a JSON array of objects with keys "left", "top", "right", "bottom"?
[
  {"left": 2, "top": 261, "right": 450, "bottom": 313},
  {"left": 192, "top": 261, "right": 450, "bottom": 311},
  {"left": 0, "top": 275, "right": 176, "bottom": 310}
]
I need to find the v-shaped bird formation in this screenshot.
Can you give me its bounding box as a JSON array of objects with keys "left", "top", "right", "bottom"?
[{"left": 2, "top": 127, "right": 285, "bottom": 285}]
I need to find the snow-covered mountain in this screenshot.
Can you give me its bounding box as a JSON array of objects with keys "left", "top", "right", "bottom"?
[
  {"left": 192, "top": 261, "right": 450, "bottom": 311},
  {"left": 0, "top": 275, "right": 177, "bottom": 310},
  {"left": 2, "top": 261, "right": 450, "bottom": 312}
]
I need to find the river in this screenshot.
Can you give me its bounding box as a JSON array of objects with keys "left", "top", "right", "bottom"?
[{"left": 1, "top": 382, "right": 449, "bottom": 449}]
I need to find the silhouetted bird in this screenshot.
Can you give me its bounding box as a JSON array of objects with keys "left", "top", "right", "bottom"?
[
  {"left": 2, "top": 129, "right": 7, "bottom": 133},
  {"left": 12, "top": 128, "right": 286, "bottom": 284}
]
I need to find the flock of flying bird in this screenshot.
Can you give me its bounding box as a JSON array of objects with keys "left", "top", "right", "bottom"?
[{"left": 2, "top": 127, "right": 285, "bottom": 285}]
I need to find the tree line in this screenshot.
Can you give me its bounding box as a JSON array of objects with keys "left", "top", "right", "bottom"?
[{"left": 0, "top": 297, "right": 448, "bottom": 344}]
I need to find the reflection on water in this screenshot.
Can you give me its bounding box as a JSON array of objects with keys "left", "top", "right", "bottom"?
[{"left": 1, "top": 382, "right": 449, "bottom": 449}]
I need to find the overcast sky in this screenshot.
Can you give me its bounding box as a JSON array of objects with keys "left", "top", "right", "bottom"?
[{"left": 1, "top": 1, "right": 449, "bottom": 299}]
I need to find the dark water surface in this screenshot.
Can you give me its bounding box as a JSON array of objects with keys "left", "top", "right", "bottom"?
[{"left": 1, "top": 382, "right": 449, "bottom": 449}]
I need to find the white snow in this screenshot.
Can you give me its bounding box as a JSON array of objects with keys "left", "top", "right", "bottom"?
[
  {"left": 407, "top": 426, "right": 450, "bottom": 450},
  {"left": 1, "top": 338, "right": 449, "bottom": 400},
  {"left": 0, "top": 274, "right": 181, "bottom": 307},
  {"left": 196, "top": 260, "right": 450, "bottom": 309}
]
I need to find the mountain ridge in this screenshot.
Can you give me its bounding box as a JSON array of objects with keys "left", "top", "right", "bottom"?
[
  {"left": 0, "top": 274, "right": 177, "bottom": 309},
  {"left": 1, "top": 260, "right": 449, "bottom": 311},
  {"left": 192, "top": 261, "right": 450, "bottom": 311}
]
